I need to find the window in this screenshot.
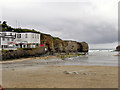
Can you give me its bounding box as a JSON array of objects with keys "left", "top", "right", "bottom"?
[
  {"left": 17, "top": 34, "right": 21, "bottom": 38},
  {"left": 25, "top": 34, "right": 27, "bottom": 38},
  {"left": 37, "top": 35, "right": 39, "bottom": 39},
  {"left": 15, "top": 34, "right": 16, "bottom": 38},
  {"left": 32, "top": 34, "right": 34, "bottom": 38},
  {"left": 10, "top": 33, "right": 12, "bottom": 36},
  {"left": 12, "top": 38, "right": 14, "bottom": 41},
  {"left": 7, "top": 38, "right": 10, "bottom": 41},
  {"left": 2, "top": 33, "right": 6, "bottom": 36},
  {"left": 2, "top": 38, "right": 5, "bottom": 41}
]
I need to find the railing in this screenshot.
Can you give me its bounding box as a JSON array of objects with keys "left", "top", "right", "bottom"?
[{"left": 1, "top": 48, "right": 17, "bottom": 50}]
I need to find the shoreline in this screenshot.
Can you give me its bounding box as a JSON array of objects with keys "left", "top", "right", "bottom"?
[
  {"left": 1, "top": 55, "right": 58, "bottom": 64},
  {"left": 1, "top": 53, "right": 87, "bottom": 64},
  {"left": 1, "top": 54, "right": 118, "bottom": 67}
]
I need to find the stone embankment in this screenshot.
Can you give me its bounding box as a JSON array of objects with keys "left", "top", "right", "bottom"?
[{"left": 2, "top": 47, "right": 45, "bottom": 60}]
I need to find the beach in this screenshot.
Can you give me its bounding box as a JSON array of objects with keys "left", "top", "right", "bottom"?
[{"left": 2, "top": 55, "right": 118, "bottom": 88}]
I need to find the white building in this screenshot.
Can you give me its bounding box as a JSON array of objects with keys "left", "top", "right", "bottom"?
[{"left": 0, "top": 31, "right": 40, "bottom": 50}]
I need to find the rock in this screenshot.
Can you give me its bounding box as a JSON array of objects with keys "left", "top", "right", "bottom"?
[
  {"left": 63, "top": 71, "right": 79, "bottom": 74},
  {"left": 116, "top": 45, "right": 120, "bottom": 51},
  {"left": 63, "top": 71, "right": 72, "bottom": 74},
  {"left": 82, "top": 72, "right": 87, "bottom": 75},
  {"left": 80, "top": 42, "right": 89, "bottom": 52}
]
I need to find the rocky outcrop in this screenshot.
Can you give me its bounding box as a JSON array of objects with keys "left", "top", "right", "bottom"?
[
  {"left": 53, "top": 37, "right": 64, "bottom": 52},
  {"left": 40, "top": 33, "right": 55, "bottom": 52},
  {"left": 63, "top": 41, "right": 81, "bottom": 52},
  {"left": 116, "top": 45, "right": 120, "bottom": 51},
  {"left": 80, "top": 42, "right": 89, "bottom": 52},
  {"left": 41, "top": 34, "right": 89, "bottom": 53}
]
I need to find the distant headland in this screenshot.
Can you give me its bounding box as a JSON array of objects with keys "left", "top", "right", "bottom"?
[{"left": 116, "top": 45, "right": 120, "bottom": 51}]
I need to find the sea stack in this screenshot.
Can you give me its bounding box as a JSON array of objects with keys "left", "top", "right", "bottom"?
[{"left": 116, "top": 45, "right": 120, "bottom": 51}]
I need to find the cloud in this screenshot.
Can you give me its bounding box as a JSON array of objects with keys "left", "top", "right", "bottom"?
[
  {"left": 90, "top": 42, "right": 118, "bottom": 49},
  {"left": 1, "top": 0, "right": 119, "bottom": 47}
]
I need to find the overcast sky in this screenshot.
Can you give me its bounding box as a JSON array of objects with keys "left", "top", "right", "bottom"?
[{"left": 0, "top": 0, "right": 119, "bottom": 49}]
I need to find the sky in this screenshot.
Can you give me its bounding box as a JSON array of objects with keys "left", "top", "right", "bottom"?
[{"left": 0, "top": 0, "right": 119, "bottom": 49}]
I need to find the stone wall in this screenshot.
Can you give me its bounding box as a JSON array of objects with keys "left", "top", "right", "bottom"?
[{"left": 2, "top": 47, "right": 45, "bottom": 60}]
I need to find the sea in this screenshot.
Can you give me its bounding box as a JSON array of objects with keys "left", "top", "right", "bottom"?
[{"left": 61, "top": 49, "right": 119, "bottom": 66}]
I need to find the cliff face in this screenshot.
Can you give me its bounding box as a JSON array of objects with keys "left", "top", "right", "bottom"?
[
  {"left": 41, "top": 34, "right": 55, "bottom": 52},
  {"left": 63, "top": 41, "right": 81, "bottom": 52},
  {"left": 116, "top": 45, "right": 120, "bottom": 51},
  {"left": 53, "top": 38, "right": 64, "bottom": 52},
  {"left": 41, "top": 34, "right": 89, "bottom": 52}
]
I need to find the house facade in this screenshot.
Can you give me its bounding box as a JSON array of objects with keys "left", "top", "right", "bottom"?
[{"left": 0, "top": 31, "right": 40, "bottom": 50}]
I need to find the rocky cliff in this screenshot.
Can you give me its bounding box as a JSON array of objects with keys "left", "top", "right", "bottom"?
[
  {"left": 40, "top": 33, "right": 55, "bottom": 52},
  {"left": 41, "top": 34, "right": 89, "bottom": 53}
]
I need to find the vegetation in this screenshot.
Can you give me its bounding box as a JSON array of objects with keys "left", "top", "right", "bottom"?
[
  {"left": 53, "top": 37, "right": 61, "bottom": 40},
  {"left": 0, "top": 21, "right": 40, "bottom": 33},
  {"left": 13, "top": 29, "right": 40, "bottom": 33},
  {"left": 40, "top": 33, "right": 51, "bottom": 36}
]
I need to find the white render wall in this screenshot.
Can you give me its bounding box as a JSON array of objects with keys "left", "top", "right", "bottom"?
[
  {"left": 15, "top": 33, "right": 40, "bottom": 44},
  {"left": 0, "top": 32, "right": 41, "bottom": 47},
  {"left": 0, "top": 32, "right": 16, "bottom": 46}
]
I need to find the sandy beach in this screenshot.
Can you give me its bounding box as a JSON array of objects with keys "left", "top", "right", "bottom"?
[{"left": 2, "top": 56, "right": 118, "bottom": 88}]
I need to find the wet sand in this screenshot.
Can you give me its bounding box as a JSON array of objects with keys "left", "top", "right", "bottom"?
[{"left": 1, "top": 57, "right": 118, "bottom": 88}]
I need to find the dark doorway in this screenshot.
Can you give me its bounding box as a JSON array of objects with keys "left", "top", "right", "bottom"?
[
  {"left": 20, "top": 44, "right": 22, "bottom": 48},
  {"left": 46, "top": 44, "right": 51, "bottom": 51}
]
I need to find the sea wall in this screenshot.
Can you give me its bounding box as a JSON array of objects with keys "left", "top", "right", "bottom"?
[{"left": 2, "top": 47, "right": 45, "bottom": 60}]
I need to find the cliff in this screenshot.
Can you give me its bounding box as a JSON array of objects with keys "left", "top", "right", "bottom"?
[{"left": 41, "top": 34, "right": 89, "bottom": 53}]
